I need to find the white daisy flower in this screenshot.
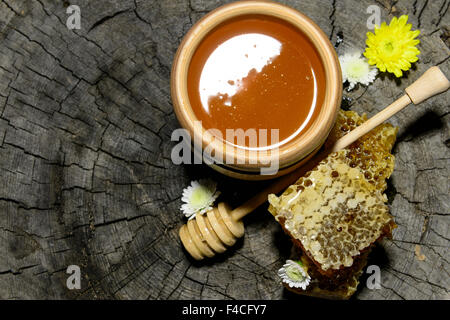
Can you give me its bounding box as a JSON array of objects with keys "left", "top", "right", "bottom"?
[
  {"left": 339, "top": 51, "right": 378, "bottom": 91},
  {"left": 278, "top": 259, "right": 311, "bottom": 290},
  {"left": 181, "top": 179, "right": 220, "bottom": 220}
]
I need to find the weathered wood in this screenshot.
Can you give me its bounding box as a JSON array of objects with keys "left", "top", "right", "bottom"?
[{"left": 0, "top": 0, "right": 448, "bottom": 300}]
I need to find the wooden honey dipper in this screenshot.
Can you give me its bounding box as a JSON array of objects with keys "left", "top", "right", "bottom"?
[{"left": 179, "top": 66, "right": 450, "bottom": 260}]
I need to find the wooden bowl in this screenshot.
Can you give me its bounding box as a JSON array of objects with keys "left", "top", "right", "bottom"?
[{"left": 171, "top": 1, "right": 342, "bottom": 180}]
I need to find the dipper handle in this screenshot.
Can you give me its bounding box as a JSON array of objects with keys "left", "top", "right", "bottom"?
[
  {"left": 230, "top": 158, "right": 320, "bottom": 221},
  {"left": 405, "top": 66, "right": 450, "bottom": 104},
  {"left": 231, "top": 66, "right": 449, "bottom": 221},
  {"left": 331, "top": 66, "right": 449, "bottom": 152}
]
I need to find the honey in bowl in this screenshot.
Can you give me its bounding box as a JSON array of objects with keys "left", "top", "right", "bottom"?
[{"left": 187, "top": 14, "right": 326, "bottom": 149}]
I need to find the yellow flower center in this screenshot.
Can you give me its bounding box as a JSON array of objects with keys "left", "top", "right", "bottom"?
[
  {"left": 380, "top": 39, "right": 400, "bottom": 58},
  {"left": 384, "top": 42, "right": 394, "bottom": 53}
]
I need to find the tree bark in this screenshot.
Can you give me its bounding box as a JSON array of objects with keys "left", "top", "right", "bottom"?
[{"left": 0, "top": 0, "right": 448, "bottom": 299}]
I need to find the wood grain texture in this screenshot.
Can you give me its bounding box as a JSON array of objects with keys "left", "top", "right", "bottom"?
[{"left": 0, "top": 0, "right": 448, "bottom": 300}]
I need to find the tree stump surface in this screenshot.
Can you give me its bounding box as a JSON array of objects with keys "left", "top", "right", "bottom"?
[{"left": 0, "top": 0, "right": 448, "bottom": 300}]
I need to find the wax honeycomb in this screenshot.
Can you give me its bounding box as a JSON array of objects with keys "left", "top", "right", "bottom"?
[
  {"left": 270, "top": 152, "right": 395, "bottom": 271},
  {"left": 325, "top": 110, "right": 398, "bottom": 192},
  {"left": 269, "top": 109, "right": 398, "bottom": 275}
]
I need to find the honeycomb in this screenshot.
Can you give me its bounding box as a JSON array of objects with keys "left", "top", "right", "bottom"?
[
  {"left": 325, "top": 110, "right": 398, "bottom": 192},
  {"left": 269, "top": 109, "right": 398, "bottom": 275},
  {"left": 269, "top": 152, "right": 395, "bottom": 271}
]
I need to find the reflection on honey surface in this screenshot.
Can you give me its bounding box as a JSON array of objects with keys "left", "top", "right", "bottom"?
[
  {"left": 199, "top": 33, "right": 282, "bottom": 113},
  {"left": 188, "top": 15, "right": 326, "bottom": 149}
]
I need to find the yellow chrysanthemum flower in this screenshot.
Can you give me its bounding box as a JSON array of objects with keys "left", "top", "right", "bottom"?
[{"left": 364, "top": 15, "right": 420, "bottom": 77}]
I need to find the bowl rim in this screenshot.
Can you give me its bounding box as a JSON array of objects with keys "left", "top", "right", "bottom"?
[{"left": 171, "top": 0, "right": 342, "bottom": 171}]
